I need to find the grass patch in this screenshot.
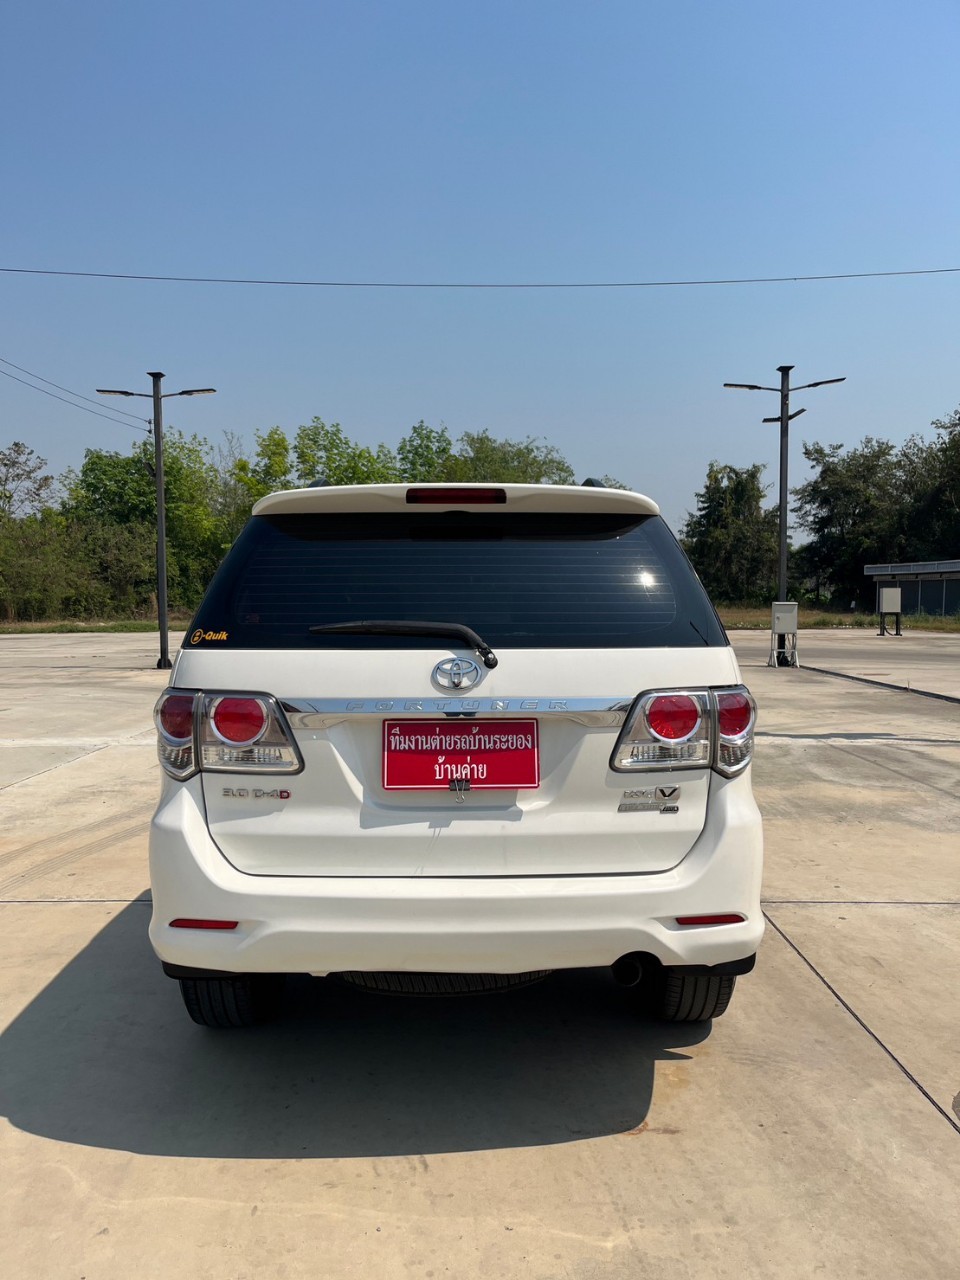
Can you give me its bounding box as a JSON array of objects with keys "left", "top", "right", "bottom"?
[
  {"left": 0, "top": 618, "right": 192, "bottom": 635},
  {"left": 718, "top": 607, "right": 960, "bottom": 633},
  {"left": 2, "top": 611, "right": 958, "bottom": 635}
]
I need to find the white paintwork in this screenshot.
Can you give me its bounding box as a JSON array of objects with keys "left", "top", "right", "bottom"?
[
  {"left": 252, "top": 482, "right": 660, "bottom": 516},
  {"left": 178, "top": 646, "right": 740, "bottom": 878},
  {"left": 151, "top": 485, "right": 763, "bottom": 975},
  {"left": 149, "top": 770, "right": 763, "bottom": 974}
]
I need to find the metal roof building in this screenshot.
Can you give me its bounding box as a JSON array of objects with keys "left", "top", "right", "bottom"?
[{"left": 864, "top": 560, "right": 960, "bottom": 616}]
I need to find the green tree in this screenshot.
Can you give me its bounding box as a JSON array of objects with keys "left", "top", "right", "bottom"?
[
  {"left": 792, "top": 438, "right": 901, "bottom": 609},
  {"left": 0, "top": 510, "right": 101, "bottom": 620},
  {"left": 680, "top": 463, "right": 779, "bottom": 604},
  {"left": 233, "top": 426, "right": 294, "bottom": 503},
  {"left": 210, "top": 432, "right": 258, "bottom": 550},
  {"left": 63, "top": 430, "right": 222, "bottom": 610},
  {"left": 897, "top": 414, "right": 960, "bottom": 560},
  {"left": 445, "top": 430, "right": 576, "bottom": 484},
  {"left": 292, "top": 418, "right": 398, "bottom": 486},
  {"left": 396, "top": 421, "right": 453, "bottom": 481},
  {"left": 0, "top": 442, "right": 56, "bottom": 516}
]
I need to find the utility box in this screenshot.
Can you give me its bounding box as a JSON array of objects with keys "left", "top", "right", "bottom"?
[
  {"left": 878, "top": 585, "right": 903, "bottom": 636},
  {"left": 771, "top": 602, "right": 798, "bottom": 634},
  {"left": 768, "top": 601, "right": 799, "bottom": 668}
]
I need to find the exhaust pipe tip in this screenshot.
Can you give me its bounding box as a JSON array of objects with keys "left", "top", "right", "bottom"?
[{"left": 612, "top": 955, "right": 643, "bottom": 987}]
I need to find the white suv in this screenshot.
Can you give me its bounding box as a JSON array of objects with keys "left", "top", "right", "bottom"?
[{"left": 150, "top": 482, "right": 763, "bottom": 1027}]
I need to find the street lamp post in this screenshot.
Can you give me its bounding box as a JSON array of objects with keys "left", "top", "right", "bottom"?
[
  {"left": 97, "top": 373, "right": 216, "bottom": 669},
  {"left": 723, "top": 366, "right": 845, "bottom": 662}
]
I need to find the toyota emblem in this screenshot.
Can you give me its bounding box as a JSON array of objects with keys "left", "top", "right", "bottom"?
[{"left": 433, "top": 657, "right": 482, "bottom": 690}]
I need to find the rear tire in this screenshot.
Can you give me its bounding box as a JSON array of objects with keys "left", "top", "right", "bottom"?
[
  {"left": 639, "top": 970, "right": 736, "bottom": 1022},
  {"left": 178, "top": 975, "right": 285, "bottom": 1028}
]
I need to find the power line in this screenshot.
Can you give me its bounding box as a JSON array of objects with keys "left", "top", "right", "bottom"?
[
  {"left": 1, "top": 264, "right": 959, "bottom": 290},
  {"left": 0, "top": 366, "right": 151, "bottom": 432},
  {"left": 0, "top": 356, "right": 149, "bottom": 422}
]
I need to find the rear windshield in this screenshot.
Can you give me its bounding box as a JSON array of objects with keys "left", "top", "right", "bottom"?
[{"left": 186, "top": 512, "right": 727, "bottom": 650}]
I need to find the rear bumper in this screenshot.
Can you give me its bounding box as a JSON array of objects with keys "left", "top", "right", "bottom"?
[{"left": 149, "top": 774, "right": 763, "bottom": 975}]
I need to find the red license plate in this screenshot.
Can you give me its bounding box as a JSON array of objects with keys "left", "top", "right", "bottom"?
[{"left": 383, "top": 719, "right": 540, "bottom": 790}]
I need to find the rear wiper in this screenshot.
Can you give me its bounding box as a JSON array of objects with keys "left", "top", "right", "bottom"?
[{"left": 308, "top": 620, "right": 499, "bottom": 669}]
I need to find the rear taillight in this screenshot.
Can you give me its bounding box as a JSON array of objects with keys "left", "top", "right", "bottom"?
[
  {"left": 200, "top": 693, "right": 301, "bottom": 772},
  {"left": 153, "top": 689, "right": 303, "bottom": 780},
  {"left": 154, "top": 690, "right": 200, "bottom": 780},
  {"left": 645, "top": 694, "right": 702, "bottom": 741},
  {"left": 611, "top": 690, "right": 712, "bottom": 770},
  {"left": 715, "top": 688, "right": 756, "bottom": 776},
  {"left": 158, "top": 694, "right": 194, "bottom": 740},
  {"left": 611, "top": 685, "right": 756, "bottom": 776},
  {"left": 211, "top": 697, "right": 267, "bottom": 746}
]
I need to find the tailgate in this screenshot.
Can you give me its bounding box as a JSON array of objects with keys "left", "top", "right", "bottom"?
[{"left": 184, "top": 647, "right": 740, "bottom": 877}]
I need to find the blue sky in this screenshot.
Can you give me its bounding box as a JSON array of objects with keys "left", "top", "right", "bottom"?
[{"left": 2, "top": 0, "right": 958, "bottom": 529}]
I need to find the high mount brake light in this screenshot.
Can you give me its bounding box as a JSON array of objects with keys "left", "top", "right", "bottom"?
[
  {"left": 153, "top": 689, "right": 303, "bottom": 780},
  {"left": 406, "top": 487, "right": 506, "bottom": 504},
  {"left": 611, "top": 685, "right": 756, "bottom": 776}
]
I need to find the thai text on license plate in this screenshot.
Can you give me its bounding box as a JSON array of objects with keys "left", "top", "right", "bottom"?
[{"left": 382, "top": 719, "right": 540, "bottom": 790}]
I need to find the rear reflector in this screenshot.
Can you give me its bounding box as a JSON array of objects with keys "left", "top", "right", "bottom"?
[
  {"left": 169, "top": 918, "right": 239, "bottom": 930},
  {"left": 675, "top": 914, "right": 745, "bottom": 927},
  {"left": 406, "top": 487, "right": 506, "bottom": 504}
]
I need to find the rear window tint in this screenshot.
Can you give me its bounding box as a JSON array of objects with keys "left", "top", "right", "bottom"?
[{"left": 186, "top": 512, "right": 726, "bottom": 650}]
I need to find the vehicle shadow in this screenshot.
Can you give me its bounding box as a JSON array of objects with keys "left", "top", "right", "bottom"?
[{"left": 0, "top": 902, "right": 708, "bottom": 1159}]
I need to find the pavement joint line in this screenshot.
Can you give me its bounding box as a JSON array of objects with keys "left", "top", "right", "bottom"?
[
  {"left": 756, "top": 733, "right": 960, "bottom": 745},
  {"left": 762, "top": 900, "right": 960, "bottom": 906},
  {"left": 801, "top": 664, "right": 960, "bottom": 705},
  {"left": 814, "top": 738, "right": 960, "bottom": 802},
  {"left": 763, "top": 909, "right": 960, "bottom": 1138},
  {"left": 0, "top": 742, "right": 111, "bottom": 791},
  {"left": 0, "top": 897, "right": 151, "bottom": 904},
  {"left": 0, "top": 737, "right": 154, "bottom": 746}
]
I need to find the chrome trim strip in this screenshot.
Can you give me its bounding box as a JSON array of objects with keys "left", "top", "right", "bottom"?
[{"left": 279, "top": 696, "right": 633, "bottom": 729}]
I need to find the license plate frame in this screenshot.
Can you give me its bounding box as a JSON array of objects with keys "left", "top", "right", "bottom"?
[{"left": 382, "top": 718, "right": 540, "bottom": 791}]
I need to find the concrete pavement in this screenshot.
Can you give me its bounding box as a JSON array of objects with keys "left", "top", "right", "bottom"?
[
  {"left": 732, "top": 626, "right": 960, "bottom": 700},
  {"left": 1, "top": 632, "right": 958, "bottom": 1279}
]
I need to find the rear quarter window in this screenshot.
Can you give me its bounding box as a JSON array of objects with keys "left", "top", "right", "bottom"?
[{"left": 186, "top": 511, "right": 727, "bottom": 650}]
